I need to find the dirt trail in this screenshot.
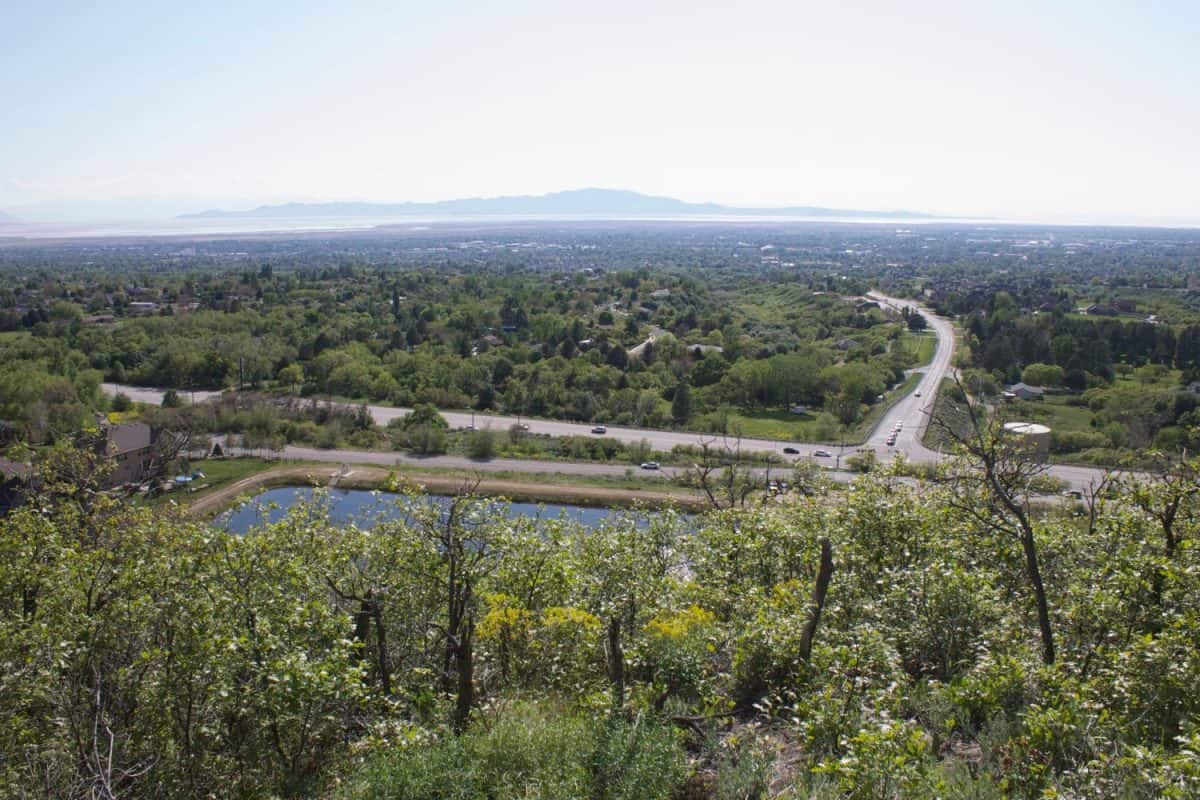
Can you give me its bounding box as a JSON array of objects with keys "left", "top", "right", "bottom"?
[{"left": 185, "top": 465, "right": 706, "bottom": 518}]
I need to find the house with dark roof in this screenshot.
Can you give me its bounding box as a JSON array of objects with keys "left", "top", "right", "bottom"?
[
  {"left": 103, "top": 422, "right": 158, "bottom": 485},
  {"left": 1006, "top": 382, "right": 1046, "bottom": 401}
]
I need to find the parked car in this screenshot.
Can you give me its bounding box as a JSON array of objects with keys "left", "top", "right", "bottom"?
[
  {"left": 783, "top": 446, "right": 800, "bottom": 455},
  {"left": 640, "top": 461, "right": 660, "bottom": 471},
  {"left": 813, "top": 449, "right": 832, "bottom": 457},
  {"left": 591, "top": 425, "right": 607, "bottom": 434}
]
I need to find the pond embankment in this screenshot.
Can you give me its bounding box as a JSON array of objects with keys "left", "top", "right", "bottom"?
[{"left": 184, "top": 464, "right": 708, "bottom": 519}]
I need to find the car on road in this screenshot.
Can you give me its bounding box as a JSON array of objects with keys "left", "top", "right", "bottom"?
[
  {"left": 783, "top": 446, "right": 800, "bottom": 455},
  {"left": 640, "top": 461, "right": 660, "bottom": 470},
  {"left": 513, "top": 422, "right": 529, "bottom": 431},
  {"left": 914, "top": 391, "right": 922, "bottom": 397},
  {"left": 591, "top": 425, "right": 607, "bottom": 434},
  {"left": 813, "top": 449, "right": 832, "bottom": 457}
]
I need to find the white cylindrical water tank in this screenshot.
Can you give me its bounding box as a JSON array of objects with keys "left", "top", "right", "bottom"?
[{"left": 1002, "top": 421, "right": 1052, "bottom": 461}]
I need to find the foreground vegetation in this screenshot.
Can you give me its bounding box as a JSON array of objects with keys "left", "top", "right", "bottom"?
[{"left": 2, "top": 444, "right": 1199, "bottom": 798}]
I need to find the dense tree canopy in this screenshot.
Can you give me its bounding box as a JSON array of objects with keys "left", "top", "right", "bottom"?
[{"left": 3, "top": 448, "right": 1200, "bottom": 798}]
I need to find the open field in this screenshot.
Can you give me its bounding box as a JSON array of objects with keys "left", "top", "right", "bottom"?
[
  {"left": 139, "top": 458, "right": 282, "bottom": 507},
  {"left": 897, "top": 330, "right": 937, "bottom": 365},
  {"left": 721, "top": 372, "right": 924, "bottom": 444}
]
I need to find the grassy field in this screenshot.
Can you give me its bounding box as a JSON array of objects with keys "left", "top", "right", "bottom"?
[
  {"left": 1001, "top": 395, "right": 1092, "bottom": 433},
  {"left": 721, "top": 372, "right": 923, "bottom": 444},
  {"left": 140, "top": 458, "right": 282, "bottom": 507},
  {"left": 721, "top": 409, "right": 839, "bottom": 441},
  {"left": 897, "top": 330, "right": 937, "bottom": 366}
]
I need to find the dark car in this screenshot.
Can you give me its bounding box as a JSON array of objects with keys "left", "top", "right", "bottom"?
[{"left": 783, "top": 446, "right": 800, "bottom": 455}]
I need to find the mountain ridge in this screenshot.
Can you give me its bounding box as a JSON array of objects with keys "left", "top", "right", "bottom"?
[{"left": 180, "top": 188, "right": 933, "bottom": 220}]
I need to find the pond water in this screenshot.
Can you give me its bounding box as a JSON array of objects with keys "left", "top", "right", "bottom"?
[{"left": 217, "top": 486, "right": 638, "bottom": 535}]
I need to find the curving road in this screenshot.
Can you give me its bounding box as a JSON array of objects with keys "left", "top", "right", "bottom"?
[{"left": 102, "top": 292, "right": 1111, "bottom": 490}]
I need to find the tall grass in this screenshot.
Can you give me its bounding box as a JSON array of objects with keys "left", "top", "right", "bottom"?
[{"left": 343, "top": 703, "right": 687, "bottom": 800}]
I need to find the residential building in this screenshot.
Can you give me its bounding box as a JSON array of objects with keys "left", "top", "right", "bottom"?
[
  {"left": 102, "top": 422, "right": 158, "bottom": 485},
  {"left": 1007, "top": 382, "right": 1046, "bottom": 401}
]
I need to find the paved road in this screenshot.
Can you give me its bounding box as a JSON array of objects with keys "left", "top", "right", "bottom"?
[
  {"left": 104, "top": 383, "right": 844, "bottom": 462},
  {"left": 865, "top": 291, "right": 954, "bottom": 458},
  {"left": 208, "top": 437, "right": 858, "bottom": 490},
  {"left": 229, "top": 438, "right": 681, "bottom": 480},
  {"left": 102, "top": 293, "right": 1112, "bottom": 491}
]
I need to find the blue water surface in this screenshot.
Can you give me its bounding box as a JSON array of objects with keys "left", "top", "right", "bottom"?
[{"left": 218, "top": 487, "right": 634, "bottom": 535}]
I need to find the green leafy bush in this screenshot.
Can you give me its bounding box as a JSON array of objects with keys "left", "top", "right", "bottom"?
[{"left": 343, "top": 704, "right": 686, "bottom": 800}]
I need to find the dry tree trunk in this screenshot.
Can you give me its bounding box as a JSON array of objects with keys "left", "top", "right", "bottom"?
[
  {"left": 799, "top": 537, "right": 834, "bottom": 664},
  {"left": 606, "top": 617, "right": 625, "bottom": 709}
]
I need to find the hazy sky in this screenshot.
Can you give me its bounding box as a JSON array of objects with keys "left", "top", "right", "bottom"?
[{"left": 3, "top": 0, "right": 1198, "bottom": 223}]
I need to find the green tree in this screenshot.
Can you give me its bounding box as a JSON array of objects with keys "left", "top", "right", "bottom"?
[
  {"left": 1022, "top": 362, "right": 1065, "bottom": 386},
  {"left": 670, "top": 381, "right": 694, "bottom": 424},
  {"left": 402, "top": 403, "right": 448, "bottom": 431},
  {"left": 277, "top": 362, "right": 304, "bottom": 393}
]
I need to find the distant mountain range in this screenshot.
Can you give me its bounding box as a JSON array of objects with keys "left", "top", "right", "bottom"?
[{"left": 180, "top": 188, "right": 932, "bottom": 220}]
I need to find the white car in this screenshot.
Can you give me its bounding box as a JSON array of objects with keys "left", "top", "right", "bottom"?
[
  {"left": 640, "top": 461, "right": 660, "bottom": 471},
  {"left": 813, "top": 449, "right": 832, "bottom": 457},
  {"left": 591, "top": 425, "right": 607, "bottom": 434}
]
